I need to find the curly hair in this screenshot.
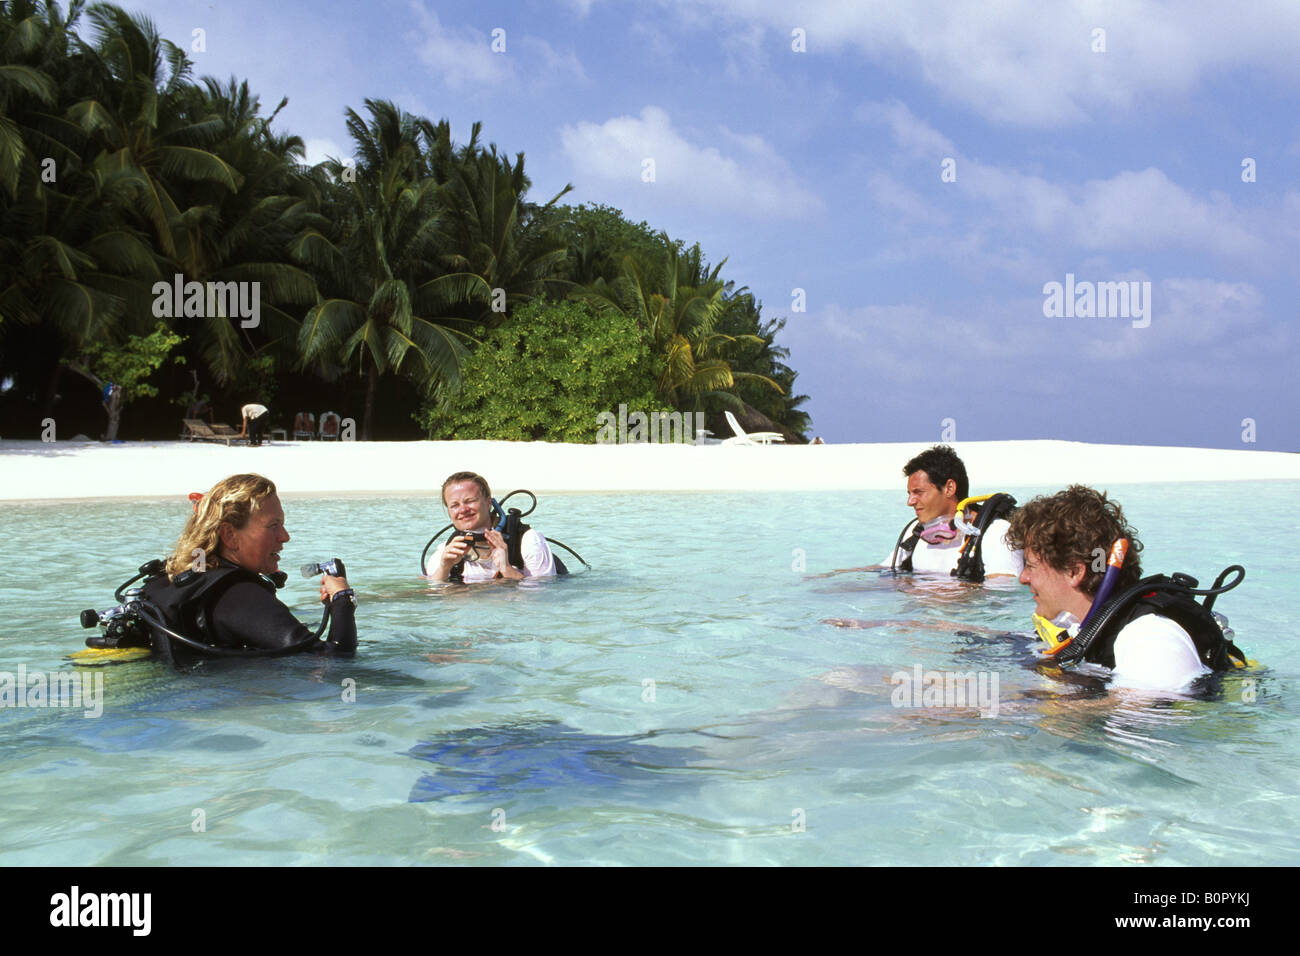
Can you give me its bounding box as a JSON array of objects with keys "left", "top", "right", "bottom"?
[
  {"left": 441, "top": 471, "right": 491, "bottom": 509},
  {"left": 903, "top": 445, "right": 969, "bottom": 501},
  {"left": 165, "top": 474, "right": 277, "bottom": 577},
  {"left": 1005, "top": 485, "right": 1144, "bottom": 596}
]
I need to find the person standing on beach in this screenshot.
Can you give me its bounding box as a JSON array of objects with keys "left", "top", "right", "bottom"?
[
  {"left": 426, "top": 472, "right": 557, "bottom": 582},
  {"left": 240, "top": 402, "right": 270, "bottom": 446}
]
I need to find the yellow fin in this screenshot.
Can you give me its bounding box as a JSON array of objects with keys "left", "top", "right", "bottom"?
[{"left": 67, "top": 647, "right": 152, "bottom": 666}]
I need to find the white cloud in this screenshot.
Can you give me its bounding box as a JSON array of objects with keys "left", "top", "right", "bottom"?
[
  {"left": 679, "top": 0, "right": 1300, "bottom": 127},
  {"left": 864, "top": 172, "right": 949, "bottom": 226},
  {"left": 857, "top": 231, "right": 1053, "bottom": 286},
  {"left": 1279, "top": 191, "right": 1300, "bottom": 245},
  {"left": 962, "top": 165, "right": 1266, "bottom": 260},
  {"left": 1077, "top": 277, "right": 1270, "bottom": 360},
  {"left": 856, "top": 100, "right": 955, "bottom": 158},
  {"left": 857, "top": 106, "right": 1269, "bottom": 261},
  {"left": 517, "top": 35, "right": 587, "bottom": 83},
  {"left": 720, "top": 22, "right": 768, "bottom": 80},
  {"left": 817, "top": 274, "right": 1275, "bottom": 384},
  {"left": 408, "top": 4, "right": 585, "bottom": 91},
  {"left": 559, "top": 106, "right": 822, "bottom": 220},
  {"left": 302, "top": 138, "right": 347, "bottom": 167},
  {"left": 409, "top": 4, "right": 511, "bottom": 90},
  {"left": 818, "top": 300, "right": 1051, "bottom": 385}
]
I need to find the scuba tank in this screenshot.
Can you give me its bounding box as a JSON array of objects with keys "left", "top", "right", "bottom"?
[{"left": 75, "top": 558, "right": 347, "bottom": 669}]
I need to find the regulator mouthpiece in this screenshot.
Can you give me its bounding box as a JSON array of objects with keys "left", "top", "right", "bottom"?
[{"left": 301, "top": 558, "right": 346, "bottom": 578}]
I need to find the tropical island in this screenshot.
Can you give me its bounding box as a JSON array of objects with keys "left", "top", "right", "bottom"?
[{"left": 0, "top": 0, "right": 811, "bottom": 445}]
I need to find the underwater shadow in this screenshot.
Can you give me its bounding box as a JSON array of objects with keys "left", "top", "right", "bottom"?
[{"left": 406, "top": 720, "right": 712, "bottom": 805}]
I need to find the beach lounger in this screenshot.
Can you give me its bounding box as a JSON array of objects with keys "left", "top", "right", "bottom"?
[
  {"left": 319, "top": 411, "right": 341, "bottom": 440},
  {"left": 180, "top": 419, "right": 237, "bottom": 445},
  {"left": 722, "top": 410, "right": 785, "bottom": 445},
  {"left": 180, "top": 418, "right": 208, "bottom": 441},
  {"left": 294, "top": 412, "right": 316, "bottom": 441}
]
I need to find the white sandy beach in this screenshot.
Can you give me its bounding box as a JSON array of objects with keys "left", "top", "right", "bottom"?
[{"left": 1, "top": 438, "right": 1298, "bottom": 502}]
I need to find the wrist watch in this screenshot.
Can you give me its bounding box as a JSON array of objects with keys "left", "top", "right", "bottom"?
[{"left": 332, "top": 587, "right": 357, "bottom": 608}]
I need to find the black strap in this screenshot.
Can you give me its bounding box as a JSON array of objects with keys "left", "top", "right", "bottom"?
[
  {"left": 1057, "top": 572, "right": 1246, "bottom": 671},
  {"left": 505, "top": 511, "right": 527, "bottom": 570},
  {"left": 892, "top": 519, "right": 921, "bottom": 573},
  {"left": 952, "top": 493, "right": 1016, "bottom": 583}
]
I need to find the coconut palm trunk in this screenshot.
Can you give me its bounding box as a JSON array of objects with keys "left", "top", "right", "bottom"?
[{"left": 363, "top": 357, "right": 379, "bottom": 441}]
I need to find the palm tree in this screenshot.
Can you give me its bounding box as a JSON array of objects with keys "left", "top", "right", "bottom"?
[
  {"left": 164, "top": 75, "right": 320, "bottom": 385},
  {"left": 576, "top": 242, "right": 782, "bottom": 413},
  {"left": 294, "top": 99, "right": 489, "bottom": 439},
  {"left": 1, "top": 0, "right": 165, "bottom": 415},
  {"left": 537, "top": 202, "right": 674, "bottom": 288},
  {"left": 0, "top": 0, "right": 61, "bottom": 201},
  {"left": 719, "top": 305, "right": 811, "bottom": 439},
  {"left": 435, "top": 140, "right": 571, "bottom": 319},
  {"left": 69, "top": 4, "right": 243, "bottom": 264}
]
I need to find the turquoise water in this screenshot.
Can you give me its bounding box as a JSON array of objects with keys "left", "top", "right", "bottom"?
[{"left": 1, "top": 483, "right": 1296, "bottom": 865}]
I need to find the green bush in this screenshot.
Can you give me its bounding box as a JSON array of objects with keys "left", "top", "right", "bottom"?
[{"left": 417, "top": 300, "right": 659, "bottom": 442}]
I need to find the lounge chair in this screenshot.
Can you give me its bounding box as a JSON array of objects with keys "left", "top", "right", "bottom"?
[
  {"left": 210, "top": 423, "right": 245, "bottom": 444},
  {"left": 722, "top": 410, "right": 785, "bottom": 445},
  {"left": 319, "top": 411, "right": 341, "bottom": 440},
  {"left": 294, "top": 412, "right": 316, "bottom": 441},
  {"left": 180, "top": 418, "right": 214, "bottom": 442},
  {"left": 180, "top": 419, "right": 236, "bottom": 446}
]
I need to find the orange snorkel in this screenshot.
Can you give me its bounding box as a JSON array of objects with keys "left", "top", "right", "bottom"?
[{"left": 1080, "top": 538, "right": 1129, "bottom": 628}]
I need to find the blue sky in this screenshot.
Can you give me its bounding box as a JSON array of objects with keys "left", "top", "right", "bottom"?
[{"left": 121, "top": 0, "right": 1299, "bottom": 449}]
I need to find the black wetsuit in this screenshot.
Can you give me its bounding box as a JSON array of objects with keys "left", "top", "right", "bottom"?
[
  {"left": 206, "top": 581, "right": 357, "bottom": 655},
  {"left": 141, "top": 565, "right": 357, "bottom": 660}
]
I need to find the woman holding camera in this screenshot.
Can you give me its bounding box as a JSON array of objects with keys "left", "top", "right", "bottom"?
[{"left": 425, "top": 472, "right": 556, "bottom": 583}]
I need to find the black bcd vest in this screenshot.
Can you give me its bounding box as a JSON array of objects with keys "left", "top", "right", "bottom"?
[
  {"left": 1057, "top": 575, "right": 1247, "bottom": 672},
  {"left": 138, "top": 563, "right": 278, "bottom": 654}
]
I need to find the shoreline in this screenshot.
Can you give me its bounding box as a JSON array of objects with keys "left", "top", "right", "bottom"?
[{"left": 2, "top": 438, "right": 1298, "bottom": 502}]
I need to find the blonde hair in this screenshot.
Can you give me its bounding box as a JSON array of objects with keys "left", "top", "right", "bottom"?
[
  {"left": 166, "top": 474, "right": 278, "bottom": 577},
  {"left": 441, "top": 471, "right": 491, "bottom": 508}
]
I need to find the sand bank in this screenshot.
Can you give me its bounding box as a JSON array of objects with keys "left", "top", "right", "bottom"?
[{"left": 1, "top": 438, "right": 1297, "bottom": 502}]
